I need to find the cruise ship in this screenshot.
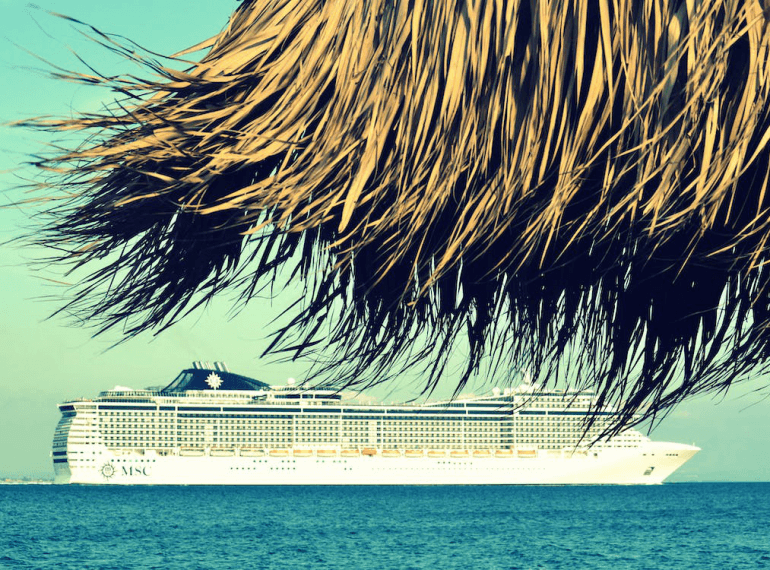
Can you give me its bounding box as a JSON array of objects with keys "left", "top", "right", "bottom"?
[{"left": 52, "top": 362, "right": 699, "bottom": 485}]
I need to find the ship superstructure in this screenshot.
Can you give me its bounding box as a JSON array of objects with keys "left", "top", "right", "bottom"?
[{"left": 52, "top": 362, "right": 699, "bottom": 484}]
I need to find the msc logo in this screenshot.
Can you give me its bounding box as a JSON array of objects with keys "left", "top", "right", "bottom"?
[
  {"left": 100, "top": 462, "right": 151, "bottom": 479},
  {"left": 121, "top": 465, "right": 152, "bottom": 477}
]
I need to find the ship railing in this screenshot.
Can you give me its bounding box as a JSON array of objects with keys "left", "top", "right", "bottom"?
[
  {"left": 98, "top": 391, "right": 166, "bottom": 398},
  {"left": 96, "top": 397, "right": 158, "bottom": 403}
]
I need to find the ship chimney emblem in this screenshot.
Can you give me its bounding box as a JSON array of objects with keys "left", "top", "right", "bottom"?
[{"left": 205, "top": 372, "right": 223, "bottom": 389}]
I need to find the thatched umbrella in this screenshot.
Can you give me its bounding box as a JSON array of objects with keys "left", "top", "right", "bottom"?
[{"left": 16, "top": 0, "right": 770, "bottom": 430}]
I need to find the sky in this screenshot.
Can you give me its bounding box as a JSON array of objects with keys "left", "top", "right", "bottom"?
[{"left": 1, "top": 0, "right": 769, "bottom": 482}]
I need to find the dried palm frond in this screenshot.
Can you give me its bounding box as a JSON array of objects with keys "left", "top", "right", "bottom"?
[{"left": 16, "top": 0, "right": 770, "bottom": 431}]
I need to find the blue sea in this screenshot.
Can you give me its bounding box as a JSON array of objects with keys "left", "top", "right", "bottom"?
[{"left": 1, "top": 483, "right": 768, "bottom": 569}]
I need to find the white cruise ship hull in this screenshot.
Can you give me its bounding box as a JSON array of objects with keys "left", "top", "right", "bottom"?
[
  {"left": 52, "top": 363, "right": 701, "bottom": 485},
  {"left": 55, "top": 441, "right": 698, "bottom": 485}
]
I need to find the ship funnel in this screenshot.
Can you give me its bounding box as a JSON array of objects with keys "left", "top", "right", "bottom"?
[
  {"left": 204, "top": 361, "right": 212, "bottom": 370},
  {"left": 192, "top": 361, "right": 201, "bottom": 369},
  {"left": 213, "top": 361, "right": 230, "bottom": 372}
]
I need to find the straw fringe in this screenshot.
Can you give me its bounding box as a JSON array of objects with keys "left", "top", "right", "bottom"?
[{"left": 17, "top": 0, "right": 770, "bottom": 431}]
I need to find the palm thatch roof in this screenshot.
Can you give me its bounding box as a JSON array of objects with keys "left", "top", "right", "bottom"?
[{"left": 17, "top": 0, "right": 770, "bottom": 430}]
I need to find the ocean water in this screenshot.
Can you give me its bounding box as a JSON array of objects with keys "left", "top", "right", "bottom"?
[{"left": 1, "top": 483, "right": 768, "bottom": 569}]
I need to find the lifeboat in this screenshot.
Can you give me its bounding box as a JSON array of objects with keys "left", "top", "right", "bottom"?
[
  {"left": 210, "top": 448, "right": 235, "bottom": 457},
  {"left": 450, "top": 450, "right": 470, "bottom": 458},
  {"left": 495, "top": 449, "right": 514, "bottom": 458},
  {"left": 517, "top": 449, "right": 537, "bottom": 458},
  {"left": 382, "top": 450, "right": 401, "bottom": 458},
  {"left": 270, "top": 449, "right": 290, "bottom": 457},
  {"left": 342, "top": 449, "right": 362, "bottom": 457},
  {"left": 427, "top": 450, "right": 446, "bottom": 458},
  {"left": 361, "top": 448, "right": 377, "bottom": 456},
  {"left": 317, "top": 450, "right": 337, "bottom": 458},
  {"left": 405, "top": 450, "right": 424, "bottom": 458},
  {"left": 293, "top": 449, "right": 313, "bottom": 458},
  {"left": 473, "top": 450, "right": 491, "bottom": 458},
  {"left": 179, "top": 447, "right": 205, "bottom": 457},
  {"left": 240, "top": 448, "right": 265, "bottom": 457}
]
